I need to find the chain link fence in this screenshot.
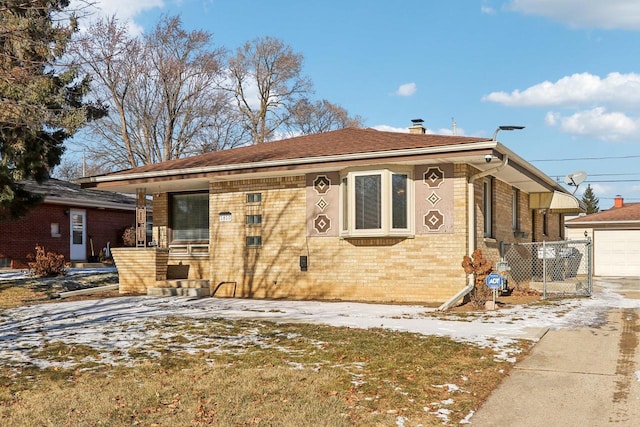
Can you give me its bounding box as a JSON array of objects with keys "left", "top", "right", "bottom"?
[{"left": 501, "top": 240, "right": 592, "bottom": 299}]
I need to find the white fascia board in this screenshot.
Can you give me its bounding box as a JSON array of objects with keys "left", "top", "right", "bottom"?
[
  {"left": 83, "top": 140, "right": 500, "bottom": 185},
  {"left": 565, "top": 220, "right": 640, "bottom": 227},
  {"left": 44, "top": 197, "right": 137, "bottom": 211},
  {"left": 495, "top": 143, "right": 567, "bottom": 193}
]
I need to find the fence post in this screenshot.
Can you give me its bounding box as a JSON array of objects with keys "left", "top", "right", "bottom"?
[{"left": 542, "top": 240, "right": 547, "bottom": 300}]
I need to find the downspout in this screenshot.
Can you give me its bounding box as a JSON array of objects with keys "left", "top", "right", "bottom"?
[{"left": 438, "top": 154, "right": 509, "bottom": 311}]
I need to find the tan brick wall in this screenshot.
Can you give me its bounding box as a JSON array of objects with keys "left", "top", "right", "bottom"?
[
  {"left": 531, "top": 209, "right": 564, "bottom": 242},
  {"left": 474, "top": 170, "right": 563, "bottom": 263},
  {"left": 112, "top": 248, "right": 169, "bottom": 293},
  {"left": 144, "top": 164, "right": 567, "bottom": 303},
  {"left": 152, "top": 193, "right": 168, "bottom": 248},
  {"left": 208, "top": 174, "right": 469, "bottom": 303}
]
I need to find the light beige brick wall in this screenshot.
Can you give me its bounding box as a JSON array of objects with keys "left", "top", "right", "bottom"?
[
  {"left": 111, "top": 248, "right": 169, "bottom": 293},
  {"left": 145, "top": 164, "right": 566, "bottom": 303},
  {"left": 208, "top": 173, "right": 469, "bottom": 304},
  {"left": 474, "top": 170, "right": 563, "bottom": 264}
]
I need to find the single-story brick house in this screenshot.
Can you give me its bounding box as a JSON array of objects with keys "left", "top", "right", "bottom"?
[
  {"left": 566, "top": 196, "right": 640, "bottom": 277},
  {"left": 80, "top": 123, "right": 583, "bottom": 303},
  {"left": 0, "top": 178, "right": 137, "bottom": 269}
]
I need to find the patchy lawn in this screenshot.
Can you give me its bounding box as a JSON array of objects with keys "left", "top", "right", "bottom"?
[{"left": 0, "top": 271, "right": 535, "bottom": 426}]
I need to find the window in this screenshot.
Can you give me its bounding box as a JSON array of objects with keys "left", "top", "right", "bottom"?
[
  {"left": 512, "top": 188, "right": 520, "bottom": 231},
  {"left": 246, "top": 193, "right": 262, "bottom": 203},
  {"left": 483, "top": 178, "right": 493, "bottom": 238},
  {"left": 50, "top": 223, "right": 61, "bottom": 238},
  {"left": 392, "top": 174, "right": 408, "bottom": 229},
  {"left": 542, "top": 211, "right": 548, "bottom": 236},
  {"left": 355, "top": 174, "right": 381, "bottom": 229},
  {"left": 170, "top": 192, "right": 209, "bottom": 242},
  {"left": 246, "top": 236, "right": 262, "bottom": 247},
  {"left": 246, "top": 214, "right": 262, "bottom": 225},
  {"left": 559, "top": 214, "right": 564, "bottom": 239},
  {"left": 342, "top": 177, "right": 348, "bottom": 231},
  {"left": 340, "top": 168, "right": 412, "bottom": 237}
]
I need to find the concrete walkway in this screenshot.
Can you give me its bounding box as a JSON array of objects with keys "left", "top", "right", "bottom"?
[{"left": 472, "top": 281, "right": 640, "bottom": 426}]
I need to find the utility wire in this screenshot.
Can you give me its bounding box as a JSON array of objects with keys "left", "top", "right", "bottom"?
[{"left": 530, "top": 154, "right": 640, "bottom": 162}]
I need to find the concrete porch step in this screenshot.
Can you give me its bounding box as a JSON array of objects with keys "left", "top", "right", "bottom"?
[
  {"left": 147, "top": 287, "right": 210, "bottom": 297},
  {"left": 147, "top": 279, "right": 211, "bottom": 298},
  {"left": 157, "top": 279, "right": 210, "bottom": 289}
]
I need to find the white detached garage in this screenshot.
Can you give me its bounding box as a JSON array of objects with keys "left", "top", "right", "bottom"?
[{"left": 566, "top": 196, "right": 640, "bottom": 277}]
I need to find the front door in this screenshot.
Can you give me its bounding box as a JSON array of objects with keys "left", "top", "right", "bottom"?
[{"left": 70, "top": 209, "right": 87, "bottom": 261}]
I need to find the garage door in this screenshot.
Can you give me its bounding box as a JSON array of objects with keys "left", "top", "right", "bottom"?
[{"left": 594, "top": 229, "right": 640, "bottom": 276}]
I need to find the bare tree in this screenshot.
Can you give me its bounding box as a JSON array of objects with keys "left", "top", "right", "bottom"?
[
  {"left": 71, "top": 15, "right": 238, "bottom": 170},
  {"left": 288, "top": 98, "right": 364, "bottom": 135},
  {"left": 52, "top": 156, "right": 106, "bottom": 182},
  {"left": 223, "top": 36, "right": 312, "bottom": 144}
]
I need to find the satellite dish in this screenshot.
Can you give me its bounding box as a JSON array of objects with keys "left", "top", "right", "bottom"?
[{"left": 564, "top": 171, "right": 587, "bottom": 194}]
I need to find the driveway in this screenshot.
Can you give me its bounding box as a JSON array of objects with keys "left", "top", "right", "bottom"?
[{"left": 471, "top": 277, "right": 640, "bottom": 426}]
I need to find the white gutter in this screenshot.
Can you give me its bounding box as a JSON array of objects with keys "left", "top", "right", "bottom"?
[
  {"left": 567, "top": 219, "right": 640, "bottom": 226},
  {"left": 80, "top": 140, "right": 499, "bottom": 185},
  {"left": 44, "top": 197, "right": 136, "bottom": 211},
  {"left": 438, "top": 154, "right": 509, "bottom": 311}
]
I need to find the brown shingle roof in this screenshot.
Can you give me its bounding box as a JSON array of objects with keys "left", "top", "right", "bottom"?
[
  {"left": 110, "top": 127, "right": 491, "bottom": 176},
  {"left": 567, "top": 202, "right": 640, "bottom": 223}
]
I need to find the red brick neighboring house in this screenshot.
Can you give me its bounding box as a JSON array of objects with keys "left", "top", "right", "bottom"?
[
  {"left": 0, "top": 178, "right": 136, "bottom": 269},
  {"left": 566, "top": 196, "right": 640, "bottom": 277}
]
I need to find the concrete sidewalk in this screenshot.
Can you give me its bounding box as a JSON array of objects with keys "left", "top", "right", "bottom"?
[{"left": 471, "top": 306, "right": 640, "bottom": 426}]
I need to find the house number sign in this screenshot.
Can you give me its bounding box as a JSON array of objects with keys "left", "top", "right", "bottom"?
[{"left": 219, "top": 212, "right": 232, "bottom": 222}]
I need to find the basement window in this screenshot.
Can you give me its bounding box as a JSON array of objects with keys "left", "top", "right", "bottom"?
[
  {"left": 246, "top": 193, "right": 262, "bottom": 203},
  {"left": 246, "top": 214, "right": 262, "bottom": 225},
  {"left": 246, "top": 236, "right": 262, "bottom": 247}
]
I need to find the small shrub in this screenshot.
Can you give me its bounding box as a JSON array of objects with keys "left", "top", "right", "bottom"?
[
  {"left": 462, "top": 249, "right": 494, "bottom": 309},
  {"left": 122, "top": 226, "right": 136, "bottom": 247},
  {"left": 27, "top": 245, "right": 69, "bottom": 277}
]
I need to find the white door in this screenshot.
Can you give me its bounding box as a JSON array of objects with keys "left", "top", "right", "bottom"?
[
  {"left": 594, "top": 229, "right": 640, "bottom": 276},
  {"left": 70, "top": 209, "right": 87, "bottom": 261}
]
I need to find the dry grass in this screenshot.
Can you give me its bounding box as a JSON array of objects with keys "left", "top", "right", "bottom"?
[{"left": 0, "top": 273, "right": 532, "bottom": 426}]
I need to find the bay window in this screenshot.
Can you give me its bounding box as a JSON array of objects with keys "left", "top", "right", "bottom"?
[{"left": 341, "top": 168, "right": 412, "bottom": 237}]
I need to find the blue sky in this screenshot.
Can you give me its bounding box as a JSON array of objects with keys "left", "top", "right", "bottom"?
[{"left": 76, "top": 0, "right": 640, "bottom": 205}]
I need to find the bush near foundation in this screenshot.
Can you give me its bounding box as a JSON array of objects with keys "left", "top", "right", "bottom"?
[
  {"left": 122, "top": 226, "right": 136, "bottom": 247},
  {"left": 27, "top": 245, "right": 69, "bottom": 277},
  {"left": 462, "top": 249, "right": 494, "bottom": 309}
]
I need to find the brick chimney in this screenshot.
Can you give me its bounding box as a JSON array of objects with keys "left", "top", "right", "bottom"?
[
  {"left": 614, "top": 195, "right": 624, "bottom": 208},
  {"left": 409, "top": 118, "right": 426, "bottom": 134}
]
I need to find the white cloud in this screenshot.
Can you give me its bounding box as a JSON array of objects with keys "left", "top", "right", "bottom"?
[
  {"left": 545, "top": 107, "right": 639, "bottom": 141},
  {"left": 71, "top": 0, "right": 164, "bottom": 35},
  {"left": 484, "top": 72, "right": 640, "bottom": 142},
  {"left": 373, "top": 125, "right": 410, "bottom": 133},
  {"left": 507, "top": 0, "right": 640, "bottom": 30},
  {"left": 372, "top": 124, "right": 464, "bottom": 136},
  {"left": 481, "top": 4, "right": 496, "bottom": 15},
  {"left": 574, "top": 183, "right": 614, "bottom": 201},
  {"left": 483, "top": 72, "right": 640, "bottom": 109},
  {"left": 481, "top": 6, "right": 496, "bottom": 15},
  {"left": 395, "top": 83, "right": 417, "bottom": 97}
]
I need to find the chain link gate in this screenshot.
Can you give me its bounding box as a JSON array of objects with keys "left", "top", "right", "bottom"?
[{"left": 502, "top": 240, "right": 592, "bottom": 299}]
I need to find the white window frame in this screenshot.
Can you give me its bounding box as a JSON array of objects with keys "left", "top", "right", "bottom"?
[
  {"left": 512, "top": 187, "right": 520, "bottom": 231},
  {"left": 339, "top": 167, "right": 414, "bottom": 238},
  {"left": 483, "top": 178, "right": 493, "bottom": 238}
]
